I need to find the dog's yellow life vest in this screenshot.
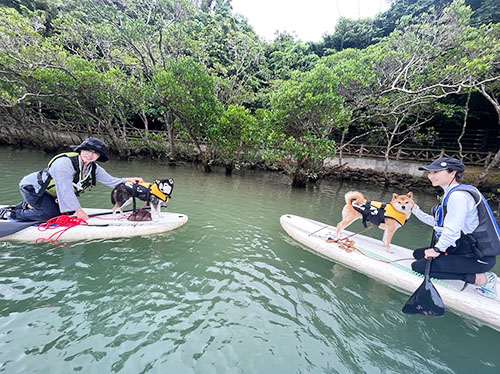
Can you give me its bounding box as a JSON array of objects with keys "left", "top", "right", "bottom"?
[
  {"left": 367, "top": 200, "right": 408, "bottom": 226},
  {"left": 137, "top": 182, "right": 169, "bottom": 202},
  {"left": 353, "top": 200, "right": 408, "bottom": 228}
]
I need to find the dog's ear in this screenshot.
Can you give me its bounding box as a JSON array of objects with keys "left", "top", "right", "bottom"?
[
  {"left": 154, "top": 179, "right": 161, "bottom": 185},
  {"left": 407, "top": 192, "right": 414, "bottom": 200},
  {"left": 392, "top": 193, "right": 398, "bottom": 200}
]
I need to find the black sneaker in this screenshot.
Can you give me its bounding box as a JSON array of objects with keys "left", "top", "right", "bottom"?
[{"left": 0, "top": 208, "right": 12, "bottom": 220}]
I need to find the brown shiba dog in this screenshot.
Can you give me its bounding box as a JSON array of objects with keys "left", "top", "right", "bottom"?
[{"left": 335, "top": 191, "right": 414, "bottom": 252}]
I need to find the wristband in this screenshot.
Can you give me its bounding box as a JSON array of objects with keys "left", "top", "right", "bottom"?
[{"left": 434, "top": 247, "right": 449, "bottom": 256}]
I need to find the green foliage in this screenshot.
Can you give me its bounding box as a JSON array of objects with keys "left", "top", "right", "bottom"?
[
  {"left": 260, "top": 65, "right": 346, "bottom": 182},
  {"left": 265, "top": 33, "right": 319, "bottom": 80},
  {"left": 214, "top": 104, "right": 262, "bottom": 168},
  {"left": 153, "top": 58, "right": 223, "bottom": 166},
  {"left": 321, "top": 17, "right": 376, "bottom": 52},
  {"left": 154, "top": 58, "right": 222, "bottom": 130},
  {"left": 0, "top": 0, "right": 499, "bottom": 184}
]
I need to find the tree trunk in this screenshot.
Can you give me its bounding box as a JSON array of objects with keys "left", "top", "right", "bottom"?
[
  {"left": 105, "top": 121, "right": 121, "bottom": 154},
  {"left": 164, "top": 113, "right": 177, "bottom": 164},
  {"left": 291, "top": 173, "right": 308, "bottom": 188},
  {"left": 478, "top": 85, "right": 500, "bottom": 180},
  {"left": 140, "top": 109, "right": 154, "bottom": 159},
  {"left": 480, "top": 150, "right": 500, "bottom": 180},
  {"left": 338, "top": 132, "right": 345, "bottom": 167},
  {"left": 457, "top": 90, "right": 471, "bottom": 159}
]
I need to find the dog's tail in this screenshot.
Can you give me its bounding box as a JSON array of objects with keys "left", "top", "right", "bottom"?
[{"left": 345, "top": 191, "right": 364, "bottom": 206}]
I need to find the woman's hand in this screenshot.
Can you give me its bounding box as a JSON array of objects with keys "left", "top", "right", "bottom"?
[
  {"left": 75, "top": 208, "right": 89, "bottom": 221},
  {"left": 126, "top": 177, "right": 144, "bottom": 184},
  {"left": 424, "top": 247, "right": 441, "bottom": 259}
]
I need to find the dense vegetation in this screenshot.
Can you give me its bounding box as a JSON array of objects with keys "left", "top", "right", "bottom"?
[{"left": 0, "top": 0, "right": 499, "bottom": 186}]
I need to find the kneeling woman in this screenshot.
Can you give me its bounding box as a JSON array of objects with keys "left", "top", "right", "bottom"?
[
  {"left": 412, "top": 157, "right": 500, "bottom": 299},
  {"left": 1, "top": 138, "right": 142, "bottom": 222}
]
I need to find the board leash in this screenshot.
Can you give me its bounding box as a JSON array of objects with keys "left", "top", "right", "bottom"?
[{"left": 321, "top": 225, "right": 454, "bottom": 290}]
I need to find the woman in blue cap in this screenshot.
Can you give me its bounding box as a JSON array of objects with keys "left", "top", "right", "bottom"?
[
  {"left": 412, "top": 157, "right": 500, "bottom": 298},
  {"left": 1, "top": 138, "right": 143, "bottom": 222}
]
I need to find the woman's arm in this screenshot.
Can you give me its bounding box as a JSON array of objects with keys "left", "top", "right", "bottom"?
[
  {"left": 94, "top": 164, "right": 143, "bottom": 187},
  {"left": 411, "top": 204, "right": 435, "bottom": 226}
]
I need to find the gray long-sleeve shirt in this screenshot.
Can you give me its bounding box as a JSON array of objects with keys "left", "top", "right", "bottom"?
[{"left": 19, "top": 156, "right": 126, "bottom": 213}]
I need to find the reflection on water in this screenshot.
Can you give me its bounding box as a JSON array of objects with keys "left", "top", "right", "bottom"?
[{"left": 0, "top": 147, "right": 499, "bottom": 373}]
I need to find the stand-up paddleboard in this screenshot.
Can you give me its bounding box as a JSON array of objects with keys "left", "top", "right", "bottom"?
[
  {"left": 280, "top": 214, "right": 500, "bottom": 332},
  {"left": 0, "top": 207, "right": 188, "bottom": 242}
]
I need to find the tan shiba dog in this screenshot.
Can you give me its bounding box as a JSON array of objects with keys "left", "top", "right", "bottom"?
[{"left": 334, "top": 191, "right": 414, "bottom": 252}]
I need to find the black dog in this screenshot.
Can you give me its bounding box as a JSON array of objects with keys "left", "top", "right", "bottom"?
[{"left": 111, "top": 178, "right": 174, "bottom": 221}]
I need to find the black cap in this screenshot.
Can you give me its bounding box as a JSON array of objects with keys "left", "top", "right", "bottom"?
[
  {"left": 71, "top": 137, "right": 109, "bottom": 162},
  {"left": 418, "top": 157, "right": 465, "bottom": 173}
]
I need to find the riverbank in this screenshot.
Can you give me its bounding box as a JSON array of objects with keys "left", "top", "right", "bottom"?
[
  {"left": 322, "top": 159, "right": 500, "bottom": 195},
  {"left": 321, "top": 162, "right": 500, "bottom": 218},
  {"left": 2, "top": 143, "right": 499, "bottom": 201}
]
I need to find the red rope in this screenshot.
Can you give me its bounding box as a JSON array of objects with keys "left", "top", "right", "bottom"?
[
  {"left": 35, "top": 204, "right": 150, "bottom": 243},
  {"left": 36, "top": 215, "right": 88, "bottom": 244}
]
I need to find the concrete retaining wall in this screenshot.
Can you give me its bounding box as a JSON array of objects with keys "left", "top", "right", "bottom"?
[{"left": 324, "top": 157, "right": 427, "bottom": 177}]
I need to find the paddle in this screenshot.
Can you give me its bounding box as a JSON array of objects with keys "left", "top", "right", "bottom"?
[
  {"left": 0, "top": 208, "right": 143, "bottom": 239},
  {"left": 402, "top": 258, "right": 445, "bottom": 317}
]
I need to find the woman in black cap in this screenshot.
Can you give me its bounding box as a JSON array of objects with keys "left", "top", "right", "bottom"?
[
  {"left": 411, "top": 157, "right": 500, "bottom": 298},
  {"left": 1, "top": 138, "right": 143, "bottom": 222}
]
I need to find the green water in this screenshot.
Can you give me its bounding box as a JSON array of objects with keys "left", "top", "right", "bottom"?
[{"left": 0, "top": 147, "right": 498, "bottom": 374}]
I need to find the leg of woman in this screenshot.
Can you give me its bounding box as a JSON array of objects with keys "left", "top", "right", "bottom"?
[
  {"left": 14, "top": 185, "right": 61, "bottom": 222},
  {"left": 412, "top": 255, "right": 496, "bottom": 283}
]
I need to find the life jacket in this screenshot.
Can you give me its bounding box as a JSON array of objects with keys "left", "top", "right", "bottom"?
[
  {"left": 36, "top": 152, "right": 96, "bottom": 202},
  {"left": 353, "top": 200, "right": 408, "bottom": 228},
  {"left": 123, "top": 181, "right": 170, "bottom": 213},
  {"left": 435, "top": 184, "right": 500, "bottom": 257},
  {"left": 124, "top": 181, "right": 170, "bottom": 203}
]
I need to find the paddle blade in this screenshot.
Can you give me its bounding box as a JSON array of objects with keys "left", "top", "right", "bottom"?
[{"left": 402, "top": 277, "right": 445, "bottom": 317}]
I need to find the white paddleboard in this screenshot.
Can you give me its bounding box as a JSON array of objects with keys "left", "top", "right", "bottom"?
[
  {"left": 1, "top": 208, "right": 188, "bottom": 242},
  {"left": 280, "top": 214, "right": 500, "bottom": 332}
]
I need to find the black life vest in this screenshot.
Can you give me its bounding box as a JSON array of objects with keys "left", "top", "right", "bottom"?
[
  {"left": 124, "top": 182, "right": 169, "bottom": 202},
  {"left": 436, "top": 185, "right": 500, "bottom": 257},
  {"left": 36, "top": 152, "right": 96, "bottom": 202},
  {"left": 121, "top": 181, "right": 170, "bottom": 212}
]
